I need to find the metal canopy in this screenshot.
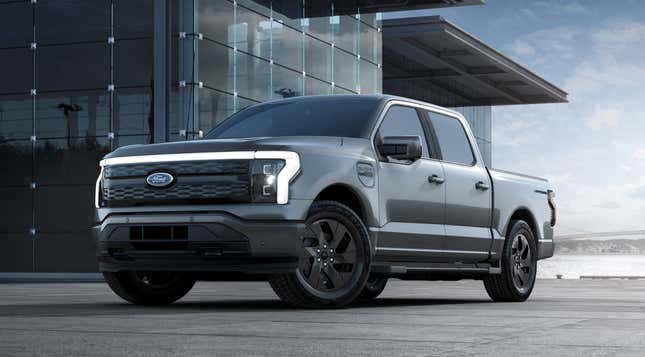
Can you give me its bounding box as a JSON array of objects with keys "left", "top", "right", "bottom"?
[
  {"left": 383, "top": 16, "right": 568, "bottom": 106},
  {"left": 252, "top": 0, "right": 483, "bottom": 19}
]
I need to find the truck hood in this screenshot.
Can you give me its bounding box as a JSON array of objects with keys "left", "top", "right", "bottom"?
[{"left": 103, "top": 136, "right": 343, "bottom": 159}]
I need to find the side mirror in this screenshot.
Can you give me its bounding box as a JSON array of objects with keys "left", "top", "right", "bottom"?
[{"left": 377, "top": 136, "right": 422, "bottom": 161}]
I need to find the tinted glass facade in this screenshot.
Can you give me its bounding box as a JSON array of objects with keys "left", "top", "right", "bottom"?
[
  {"left": 0, "top": 0, "right": 154, "bottom": 272},
  {"left": 0, "top": 0, "right": 382, "bottom": 272},
  {"left": 171, "top": 0, "right": 383, "bottom": 140}
]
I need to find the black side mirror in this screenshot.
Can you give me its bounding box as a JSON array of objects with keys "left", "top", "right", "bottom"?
[{"left": 377, "top": 136, "right": 422, "bottom": 161}]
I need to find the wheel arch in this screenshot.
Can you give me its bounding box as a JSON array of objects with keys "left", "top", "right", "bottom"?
[
  {"left": 312, "top": 183, "right": 373, "bottom": 226},
  {"left": 506, "top": 207, "right": 540, "bottom": 254}
]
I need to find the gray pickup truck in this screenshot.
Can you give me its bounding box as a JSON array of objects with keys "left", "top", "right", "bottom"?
[{"left": 94, "top": 95, "right": 556, "bottom": 307}]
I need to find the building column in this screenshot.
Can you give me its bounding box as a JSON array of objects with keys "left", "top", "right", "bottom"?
[{"left": 153, "top": 0, "right": 171, "bottom": 143}]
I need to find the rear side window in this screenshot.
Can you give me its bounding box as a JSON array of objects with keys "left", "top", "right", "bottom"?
[
  {"left": 376, "top": 105, "right": 430, "bottom": 159},
  {"left": 426, "top": 112, "right": 475, "bottom": 165}
]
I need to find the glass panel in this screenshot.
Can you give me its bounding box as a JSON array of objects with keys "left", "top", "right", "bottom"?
[
  {"left": 114, "top": 38, "right": 153, "bottom": 88},
  {"left": 37, "top": 43, "right": 108, "bottom": 92},
  {"left": 114, "top": 87, "right": 152, "bottom": 137},
  {"left": 37, "top": 0, "right": 109, "bottom": 45},
  {"left": 0, "top": 234, "right": 33, "bottom": 272},
  {"left": 198, "top": 0, "right": 234, "bottom": 45},
  {"left": 359, "top": 21, "right": 378, "bottom": 63},
  {"left": 36, "top": 90, "right": 109, "bottom": 139},
  {"left": 333, "top": 48, "right": 357, "bottom": 91},
  {"left": 35, "top": 233, "right": 97, "bottom": 272},
  {"left": 0, "top": 1, "right": 32, "bottom": 49},
  {"left": 35, "top": 185, "right": 94, "bottom": 233},
  {"left": 172, "top": 0, "right": 196, "bottom": 36},
  {"left": 0, "top": 95, "right": 32, "bottom": 140},
  {"left": 199, "top": 40, "right": 235, "bottom": 93},
  {"left": 304, "top": 77, "right": 330, "bottom": 96},
  {"left": 359, "top": 59, "right": 377, "bottom": 94},
  {"left": 332, "top": 15, "right": 357, "bottom": 54},
  {"left": 272, "top": 65, "right": 302, "bottom": 100},
  {"left": 114, "top": 134, "right": 151, "bottom": 147},
  {"left": 235, "top": 3, "right": 271, "bottom": 61},
  {"left": 236, "top": 52, "right": 270, "bottom": 102},
  {"left": 236, "top": 95, "right": 257, "bottom": 111},
  {"left": 198, "top": 88, "right": 235, "bottom": 135},
  {"left": 305, "top": 35, "right": 330, "bottom": 82},
  {"left": 304, "top": 16, "right": 331, "bottom": 43},
  {"left": 0, "top": 187, "right": 32, "bottom": 233},
  {"left": 113, "top": 0, "right": 153, "bottom": 39},
  {"left": 476, "top": 138, "right": 492, "bottom": 167},
  {"left": 0, "top": 48, "right": 32, "bottom": 95},
  {"left": 377, "top": 105, "right": 430, "bottom": 159},
  {"left": 271, "top": 21, "right": 302, "bottom": 71},
  {"left": 360, "top": 13, "right": 380, "bottom": 29},
  {"left": 332, "top": 85, "right": 354, "bottom": 95},
  {"left": 238, "top": 0, "right": 270, "bottom": 17},
  {"left": 0, "top": 140, "right": 32, "bottom": 187},
  {"left": 35, "top": 137, "right": 109, "bottom": 185},
  {"left": 427, "top": 112, "right": 476, "bottom": 165}
]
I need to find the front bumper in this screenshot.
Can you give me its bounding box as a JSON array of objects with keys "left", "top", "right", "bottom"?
[{"left": 94, "top": 212, "right": 306, "bottom": 274}]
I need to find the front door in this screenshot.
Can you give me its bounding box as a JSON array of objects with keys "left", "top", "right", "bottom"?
[{"left": 374, "top": 105, "right": 446, "bottom": 261}]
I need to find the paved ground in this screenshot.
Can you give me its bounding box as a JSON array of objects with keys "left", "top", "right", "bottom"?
[{"left": 1, "top": 279, "right": 644, "bottom": 356}]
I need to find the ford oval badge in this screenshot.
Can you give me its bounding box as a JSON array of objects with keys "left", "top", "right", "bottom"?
[{"left": 146, "top": 172, "right": 174, "bottom": 188}]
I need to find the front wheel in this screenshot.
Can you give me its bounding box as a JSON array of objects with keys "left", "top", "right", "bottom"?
[
  {"left": 358, "top": 276, "right": 388, "bottom": 301},
  {"left": 269, "top": 201, "right": 371, "bottom": 308},
  {"left": 483, "top": 220, "right": 537, "bottom": 302},
  {"left": 103, "top": 271, "right": 196, "bottom": 305}
]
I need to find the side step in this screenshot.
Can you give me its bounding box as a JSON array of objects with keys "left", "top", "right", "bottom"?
[{"left": 372, "top": 262, "right": 501, "bottom": 276}]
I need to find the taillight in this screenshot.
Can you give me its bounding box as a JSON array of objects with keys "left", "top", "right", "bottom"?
[{"left": 547, "top": 190, "right": 556, "bottom": 227}]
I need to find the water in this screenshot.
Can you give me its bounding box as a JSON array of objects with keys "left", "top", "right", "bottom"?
[{"left": 538, "top": 255, "right": 645, "bottom": 279}]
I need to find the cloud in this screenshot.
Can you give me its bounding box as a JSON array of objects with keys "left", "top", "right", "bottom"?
[
  {"left": 588, "top": 107, "right": 620, "bottom": 130},
  {"left": 532, "top": 1, "right": 591, "bottom": 16}
]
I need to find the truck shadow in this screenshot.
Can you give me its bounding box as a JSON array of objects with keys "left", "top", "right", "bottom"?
[{"left": 0, "top": 297, "right": 492, "bottom": 318}]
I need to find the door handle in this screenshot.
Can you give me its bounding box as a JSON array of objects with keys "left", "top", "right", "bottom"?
[
  {"left": 428, "top": 175, "right": 445, "bottom": 184},
  {"left": 475, "top": 181, "right": 490, "bottom": 191}
]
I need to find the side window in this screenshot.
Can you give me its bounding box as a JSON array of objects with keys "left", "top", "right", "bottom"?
[
  {"left": 376, "top": 105, "right": 430, "bottom": 159},
  {"left": 427, "top": 112, "right": 475, "bottom": 165}
]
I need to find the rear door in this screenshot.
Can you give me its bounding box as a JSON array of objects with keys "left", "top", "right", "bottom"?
[
  {"left": 422, "top": 110, "right": 492, "bottom": 262},
  {"left": 374, "top": 104, "right": 446, "bottom": 261}
]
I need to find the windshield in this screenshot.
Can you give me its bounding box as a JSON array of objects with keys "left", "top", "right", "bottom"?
[{"left": 206, "top": 96, "right": 381, "bottom": 139}]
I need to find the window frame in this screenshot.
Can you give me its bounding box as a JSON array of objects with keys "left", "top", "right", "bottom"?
[
  {"left": 422, "top": 108, "right": 478, "bottom": 167},
  {"left": 371, "top": 103, "right": 437, "bottom": 163},
  {"left": 370, "top": 99, "right": 480, "bottom": 167}
]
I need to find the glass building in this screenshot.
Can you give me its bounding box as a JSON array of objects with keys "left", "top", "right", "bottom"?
[{"left": 0, "top": 0, "right": 565, "bottom": 273}]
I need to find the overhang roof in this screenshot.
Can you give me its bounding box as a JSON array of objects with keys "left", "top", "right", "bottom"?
[
  {"left": 383, "top": 16, "right": 568, "bottom": 106},
  {"left": 253, "top": 0, "right": 483, "bottom": 19}
]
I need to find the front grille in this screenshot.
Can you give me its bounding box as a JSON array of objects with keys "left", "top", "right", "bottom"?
[
  {"left": 103, "top": 183, "right": 250, "bottom": 201},
  {"left": 100, "top": 159, "right": 252, "bottom": 207},
  {"left": 104, "top": 161, "right": 249, "bottom": 178}
]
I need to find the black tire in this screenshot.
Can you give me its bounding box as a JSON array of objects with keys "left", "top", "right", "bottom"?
[
  {"left": 269, "top": 200, "right": 371, "bottom": 308},
  {"left": 103, "top": 271, "right": 196, "bottom": 305},
  {"left": 483, "top": 220, "right": 537, "bottom": 302},
  {"left": 358, "top": 275, "right": 388, "bottom": 301}
]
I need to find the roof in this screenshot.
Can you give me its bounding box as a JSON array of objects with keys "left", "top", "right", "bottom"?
[
  {"left": 382, "top": 16, "right": 568, "bottom": 106},
  {"left": 252, "top": 0, "right": 483, "bottom": 18}
]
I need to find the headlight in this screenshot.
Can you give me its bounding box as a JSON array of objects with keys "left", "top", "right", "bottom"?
[{"left": 251, "top": 159, "right": 286, "bottom": 203}]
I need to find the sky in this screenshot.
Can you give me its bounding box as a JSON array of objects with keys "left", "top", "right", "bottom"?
[{"left": 385, "top": 0, "right": 645, "bottom": 235}]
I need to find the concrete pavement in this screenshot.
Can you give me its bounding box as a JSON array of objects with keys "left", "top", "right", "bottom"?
[{"left": 1, "top": 279, "right": 644, "bottom": 356}]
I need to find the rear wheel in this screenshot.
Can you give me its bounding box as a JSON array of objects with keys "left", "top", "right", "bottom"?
[
  {"left": 483, "top": 220, "right": 537, "bottom": 302},
  {"left": 103, "top": 271, "right": 196, "bottom": 305},
  {"left": 269, "top": 201, "right": 371, "bottom": 308},
  {"left": 358, "top": 275, "right": 388, "bottom": 301}
]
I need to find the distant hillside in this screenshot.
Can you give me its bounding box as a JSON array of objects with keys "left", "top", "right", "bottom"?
[{"left": 556, "top": 239, "right": 645, "bottom": 255}]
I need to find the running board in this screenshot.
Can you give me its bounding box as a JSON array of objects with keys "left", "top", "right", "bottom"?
[{"left": 372, "top": 262, "right": 501, "bottom": 275}]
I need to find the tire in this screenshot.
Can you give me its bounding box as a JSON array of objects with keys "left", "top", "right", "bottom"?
[
  {"left": 269, "top": 200, "right": 372, "bottom": 308},
  {"left": 103, "top": 271, "right": 196, "bottom": 305},
  {"left": 483, "top": 220, "right": 537, "bottom": 302},
  {"left": 358, "top": 275, "right": 388, "bottom": 301}
]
